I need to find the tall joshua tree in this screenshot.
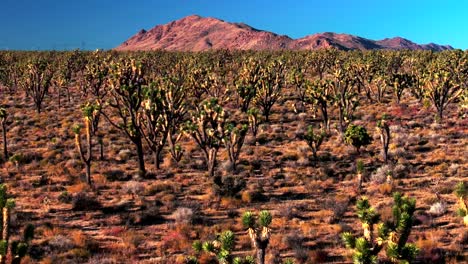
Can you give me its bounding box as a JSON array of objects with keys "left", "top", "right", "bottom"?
[
  {"left": 184, "top": 98, "right": 226, "bottom": 178},
  {"left": 330, "top": 61, "right": 359, "bottom": 136},
  {"left": 0, "top": 107, "right": 8, "bottom": 160},
  {"left": 72, "top": 103, "right": 100, "bottom": 185},
  {"left": 105, "top": 58, "right": 147, "bottom": 177},
  {"left": 222, "top": 119, "right": 249, "bottom": 171},
  {"left": 22, "top": 57, "right": 54, "bottom": 113},
  {"left": 424, "top": 61, "right": 464, "bottom": 121},
  {"left": 254, "top": 60, "right": 285, "bottom": 122}
]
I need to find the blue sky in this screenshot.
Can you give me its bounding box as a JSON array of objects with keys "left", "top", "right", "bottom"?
[{"left": 0, "top": 0, "right": 466, "bottom": 50}]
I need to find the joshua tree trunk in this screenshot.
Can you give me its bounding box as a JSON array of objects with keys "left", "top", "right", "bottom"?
[
  {"left": 98, "top": 136, "right": 104, "bottom": 161},
  {"left": 0, "top": 207, "right": 9, "bottom": 264},
  {"left": 357, "top": 172, "right": 362, "bottom": 190},
  {"left": 85, "top": 120, "right": 92, "bottom": 185},
  {"left": 85, "top": 161, "right": 91, "bottom": 185},
  {"left": 207, "top": 148, "right": 217, "bottom": 178},
  {"left": 248, "top": 228, "right": 270, "bottom": 264},
  {"left": 256, "top": 247, "right": 266, "bottom": 264},
  {"left": 1, "top": 121, "right": 7, "bottom": 160},
  {"left": 378, "top": 120, "right": 391, "bottom": 163},
  {"left": 2, "top": 207, "right": 9, "bottom": 242},
  {"left": 319, "top": 103, "right": 329, "bottom": 132},
  {"left": 57, "top": 86, "right": 61, "bottom": 109},
  {"left": 153, "top": 147, "right": 163, "bottom": 170},
  {"left": 134, "top": 137, "right": 146, "bottom": 178},
  {"left": 75, "top": 119, "right": 93, "bottom": 185}
]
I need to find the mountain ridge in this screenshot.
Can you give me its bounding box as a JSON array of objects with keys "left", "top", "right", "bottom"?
[{"left": 115, "top": 15, "right": 453, "bottom": 51}]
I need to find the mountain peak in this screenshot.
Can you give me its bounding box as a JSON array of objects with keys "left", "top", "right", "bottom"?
[{"left": 115, "top": 15, "right": 453, "bottom": 51}]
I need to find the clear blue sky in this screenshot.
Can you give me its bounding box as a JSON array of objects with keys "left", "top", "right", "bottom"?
[{"left": 0, "top": 0, "right": 467, "bottom": 50}]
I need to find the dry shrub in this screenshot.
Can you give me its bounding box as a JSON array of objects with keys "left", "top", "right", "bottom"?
[
  {"left": 378, "top": 183, "right": 393, "bottom": 195},
  {"left": 121, "top": 230, "right": 144, "bottom": 251},
  {"left": 160, "top": 230, "right": 189, "bottom": 253},
  {"left": 416, "top": 235, "right": 445, "bottom": 263},
  {"left": 269, "top": 233, "right": 288, "bottom": 251},
  {"left": 92, "top": 173, "right": 108, "bottom": 186},
  {"left": 171, "top": 207, "right": 194, "bottom": 225},
  {"left": 144, "top": 181, "right": 177, "bottom": 196},
  {"left": 70, "top": 230, "right": 87, "bottom": 248},
  {"left": 220, "top": 197, "right": 241, "bottom": 208},
  {"left": 429, "top": 201, "right": 447, "bottom": 216},
  {"left": 122, "top": 180, "right": 144, "bottom": 197},
  {"left": 48, "top": 234, "right": 74, "bottom": 251},
  {"left": 300, "top": 222, "right": 316, "bottom": 237},
  {"left": 67, "top": 182, "right": 90, "bottom": 193},
  {"left": 371, "top": 164, "right": 392, "bottom": 184},
  {"left": 71, "top": 192, "right": 101, "bottom": 211},
  {"left": 309, "top": 249, "right": 329, "bottom": 263}
]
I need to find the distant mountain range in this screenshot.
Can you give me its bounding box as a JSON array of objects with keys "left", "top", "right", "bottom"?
[{"left": 115, "top": 15, "right": 453, "bottom": 52}]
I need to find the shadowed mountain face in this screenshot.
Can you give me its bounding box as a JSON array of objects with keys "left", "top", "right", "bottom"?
[{"left": 115, "top": 15, "right": 453, "bottom": 51}]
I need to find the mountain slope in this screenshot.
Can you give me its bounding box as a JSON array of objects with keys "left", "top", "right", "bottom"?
[{"left": 115, "top": 15, "right": 453, "bottom": 51}]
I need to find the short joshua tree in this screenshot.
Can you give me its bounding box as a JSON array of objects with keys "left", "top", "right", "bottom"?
[
  {"left": 0, "top": 184, "right": 35, "bottom": 264},
  {"left": 189, "top": 230, "right": 254, "bottom": 264},
  {"left": 376, "top": 115, "right": 391, "bottom": 163},
  {"left": 242, "top": 210, "right": 272, "bottom": 264},
  {"left": 303, "top": 125, "right": 326, "bottom": 161},
  {"left": 342, "top": 193, "right": 418, "bottom": 264},
  {"left": 454, "top": 182, "right": 468, "bottom": 226}
]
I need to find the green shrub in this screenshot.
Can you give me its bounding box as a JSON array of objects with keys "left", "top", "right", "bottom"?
[{"left": 344, "top": 125, "right": 372, "bottom": 153}]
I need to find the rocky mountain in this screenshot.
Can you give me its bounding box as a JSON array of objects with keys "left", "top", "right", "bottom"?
[{"left": 115, "top": 15, "right": 453, "bottom": 51}]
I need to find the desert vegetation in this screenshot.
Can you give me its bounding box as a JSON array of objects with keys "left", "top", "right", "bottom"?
[{"left": 0, "top": 49, "right": 466, "bottom": 263}]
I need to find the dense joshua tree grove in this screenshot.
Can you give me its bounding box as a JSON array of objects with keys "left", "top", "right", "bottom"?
[{"left": 0, "top": 49, "right": 466, "bottom": 263}]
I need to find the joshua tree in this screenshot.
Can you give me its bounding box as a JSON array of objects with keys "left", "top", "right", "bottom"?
[
  {"left": 189, "top": 230, "right": 254, "bottom": 264},
  {"left": 352, "top": 53, "right": 386, "bottom": 103},
  {"left": 382, "top": 193, "right": 419, "bottom": 263},
  {"left": 356, "top": 160, "right": 365, "bottom": 191},
  {"left": 303, "top": 125, "right": 326, "bottom": 161},
  {"left": 342, "top": 194, "right": 418, "bottom": 264},
  {"left": 104, "top": 58, "right": 147, "bottom": 177},
  {"left": 22, "top": 57, "right": 54, "bottom": 113},
  {"left": 0, "top": 108, "right": 7, "bottom": 160},
  {"left": 454, "top": 182, "right": 468, "bottom": 226},
  {"left": 140, "top": 83, "right": 167, "bottom": 170},
  {"left": 0, "top": 184, "right": 34, "bottom": 264},
  {"left": 341, "top": 197, "right": 384, "bottom": 264},
  {"left": 191, "top": 230, "right": 236, "bottom": 264},
  {"left": 376, "top": 115, "right": 391, "bottom": 163},
  {"left": 83, "top": 52, "right": 110, "bottom": 160},
  {"left": 72, "top": 102, "right": 100, "bottom": 185},
  {"left": 157, "top": 74, "right": 187, "bottom": 165},
  {"left": 242, "top": 210, "right": 272, "bottom": 264},
  {"left": 308, "top": 48, "right": 337, "bottom": 80},
  {"left": 344, "top": 125, "right": 372, "bottom": 154},
  {"left": 289, "top": 66, "right": 309, "bottom": 113},
  {"left": 0, "top": 53, "right": 23, "bottom": 94},
  {"left": 387, "top": 73, "right": 414, "bottom": 104},
  {"left": 306, "top": 79, "right": 333, "bottom": 131},
  {"left": 330, "top": 61, "right": 359, "bottom": 136},
  {"left": 53, "top": 53, "right": 74, "bottom": 108},
  {"left": 184, "top": 98, "right": 226, "bottom": 178},
  {"left": 247, "top": 108, "right": 261, "bottom": 142},
  {"left": 254, "top": 60, "right": 285, "bottom": 122},
  {"left": 424, "top": 62, "right": 464, "bottom": 121},
  {"left": 235, "top": 58, "right": 262, "bottom": 112},
  {"left": 222, "top": 120, "right": 249, "bottom": 171}
]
